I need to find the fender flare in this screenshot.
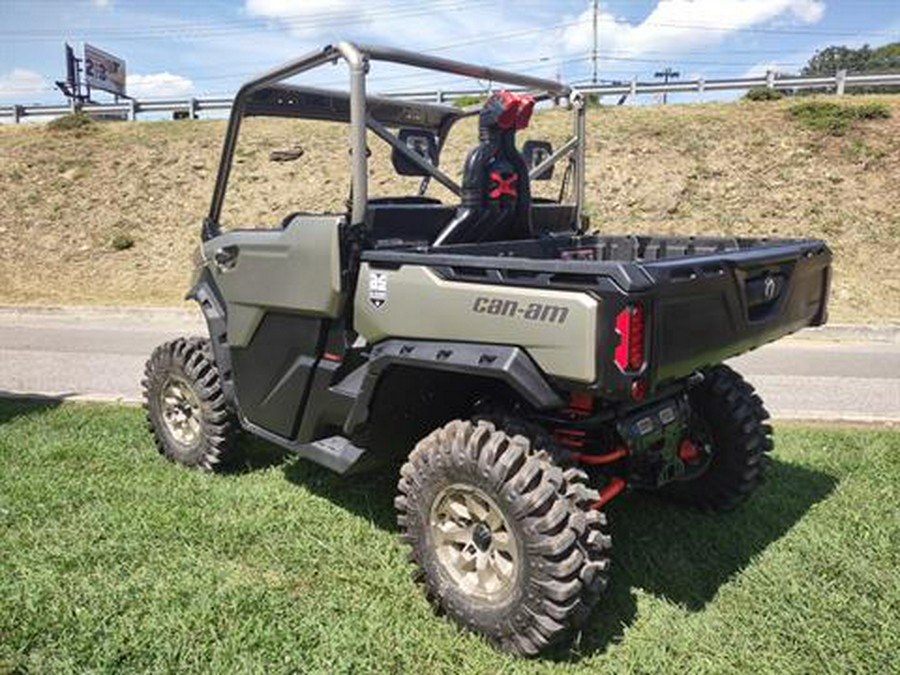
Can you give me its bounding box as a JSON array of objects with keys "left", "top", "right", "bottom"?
[
  {"left": 186, "top": 270, "right": 239, "bottom": 409},
  {"left": 334, "top": 339, "right": 565, "bottom": 435}
]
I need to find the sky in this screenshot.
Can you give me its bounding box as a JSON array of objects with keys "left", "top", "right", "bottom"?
[{"left": 1, "top": 0, "right": 898, "bottom": 106}]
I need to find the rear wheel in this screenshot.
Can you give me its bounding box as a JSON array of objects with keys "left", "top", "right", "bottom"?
[
  {"left": 660, "top": 365, "right": 773, "bottom": 511},
  {"left": 142, "top": 337, "right": 238, "bottom": 471},
  {"left": 396, "top": 419, "right": 612, "bottom": 656}
]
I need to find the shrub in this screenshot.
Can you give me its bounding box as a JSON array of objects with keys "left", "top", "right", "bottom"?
[
  {"left": 452, "top": 94, "right": 485, "bottom": 108},
  {"left": 47, "top": 111, "right": 95, "bottom": 133},
  {"left": 745, "top": 87, "right": 784, "bottom": 102},
  {"left": 111, "top": 234, "right": 135, "bottom": 251},
  {"left": 853, "top": 101, "right": 891, "bottom": 120},
  {"left": 787, "top": 100, "right": 892, "bottom": 135}
]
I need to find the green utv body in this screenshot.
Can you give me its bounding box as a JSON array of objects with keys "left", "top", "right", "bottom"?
[{"left": 143, "top": 43, "right": 832, "bottom": 656}]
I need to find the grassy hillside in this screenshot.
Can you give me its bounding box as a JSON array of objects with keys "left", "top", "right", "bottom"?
[{"left": 1, "top": 95, "right": 898, "bottom": 321}]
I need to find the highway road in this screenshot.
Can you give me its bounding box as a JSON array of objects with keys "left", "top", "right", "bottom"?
[{"left": 1, "top": 307, "right": 898, "bottom": 423}]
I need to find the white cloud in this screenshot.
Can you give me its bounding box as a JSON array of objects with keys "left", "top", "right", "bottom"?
[
  {"left": 0, "top": 68, "right": 48, "bottom": 100},
  {"left": 239, "top": 0, "right": 831, "bottom": 92},
  {"left": 563, "top": 0, "right": 827, "bottom": 58},
  {"left": 242, "top": 0, "right": 526, "bottom": 54},
  {"left": 743, "top": 61, "right": 794, "bottom": 77},
  {"left": 241, "top": 0, "right": 568, "bottom": 93},
  {"left": 246, "top": 0, "right": 347, "bottom": 19},
  {"left": 128, "top": 72, "right": 193, "bottom": 98},
  {"left": 245, "top": 0, "right": 380, "bottom": 38},
  {"left": 91, "top": 0, "right": 112, "bottom": 7}
]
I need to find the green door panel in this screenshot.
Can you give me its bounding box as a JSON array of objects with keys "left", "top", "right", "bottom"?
[{"left": 203, "top": 215, "right": 344, "bottom": 346}]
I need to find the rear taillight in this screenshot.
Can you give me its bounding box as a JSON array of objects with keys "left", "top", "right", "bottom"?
[{"left": 614, "top": 304, "right": 646, "bottom": 371}]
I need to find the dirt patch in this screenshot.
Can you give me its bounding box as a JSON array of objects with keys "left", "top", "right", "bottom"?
[{"left": 1, "top": 95, "right": 898, "bottom": 321}]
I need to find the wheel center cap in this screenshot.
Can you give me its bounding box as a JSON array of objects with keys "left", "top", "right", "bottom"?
[{"left": 472, "top": 522, "right": 492, "bottom": 551}]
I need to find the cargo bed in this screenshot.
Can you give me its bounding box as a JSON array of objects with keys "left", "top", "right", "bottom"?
[{"left": 363, "top": 233, "right": 832, "bottom": 399}]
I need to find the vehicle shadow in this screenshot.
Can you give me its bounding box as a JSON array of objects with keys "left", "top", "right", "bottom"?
[
  {"left": 552, "top": 458, "right": 838, "bottom": 661},
  {"left": 284, "top": 454, "right": 838, "bottom": 660},
  {"left": 0, "top": 393, "right": 62, "bottom": 425},
  {"left": 222, "top": 436, "right": 293, "bottom": 475},
  {"left": 283, "top": 457, "right": 401, "bottom": 531}
]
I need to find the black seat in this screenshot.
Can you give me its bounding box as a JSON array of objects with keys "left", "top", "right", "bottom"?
[{"left": 433, "top": 91, "right": 535, "bottom": 246}]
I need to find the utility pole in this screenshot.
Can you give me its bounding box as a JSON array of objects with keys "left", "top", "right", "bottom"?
[
  {"left": 591, "top": 0, "right": 599, "bottom": 85},
  {"left": 654, "top": 66, "right": 680, "bottom": 104}
]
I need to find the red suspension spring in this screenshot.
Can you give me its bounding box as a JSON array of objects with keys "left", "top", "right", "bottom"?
[
  {"left": 569, "top": 446, "right": 628, "bottom": 465},
  {"left": 591, "top": 477, "right": 627, "bottom": 510}
]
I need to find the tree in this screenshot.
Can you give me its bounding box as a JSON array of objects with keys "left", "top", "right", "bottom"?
[{"left": 802, "top": 42, "right": 900, "bottom": 94}]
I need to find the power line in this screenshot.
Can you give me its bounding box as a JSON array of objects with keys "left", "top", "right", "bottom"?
[
  {"left": 418, "top": 19, "right": 585, "bottom": 54},
  {"left": 0, "top": 0, "right": 487, "bottom": 41},
  {"left": 4, "top": 0, "right": 892, "bottom": 97},
  {"left": 0, "top": 0, "right": 468, "bottom": 35},
  {"left": 373, "top": 56, "right": 592, "bottom": 94},
  {"left": 6, "top": 5, "right": 896, "bottom": 42},
  {"left": 599, "top": 15, "right": 900, "bottom": 38},
  {"left": 175, "top": 24, "right": 588, "bottom": 87},
  {"left": 600, "top": 55, "right": 805, "bottom": 67},
  {"left": 154, "top": 45, "right": 836, "bottom": 83}
]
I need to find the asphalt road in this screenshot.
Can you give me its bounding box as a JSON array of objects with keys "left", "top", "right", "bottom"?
[{"left": 1, "top": 307, "right": 898, "bottom": 423}]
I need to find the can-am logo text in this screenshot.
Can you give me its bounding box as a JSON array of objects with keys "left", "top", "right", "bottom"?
[{"left": 472, "top": 297, "right": 569, "bottom": 324}]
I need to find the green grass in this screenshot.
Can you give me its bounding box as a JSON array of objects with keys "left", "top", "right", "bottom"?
[
  {"left": 45, "top": 111, "right": 96, "bottom": 135},
  {"left": 787, "top": 100, "right": 892, "bottom": 135},
  {"left": 744, "top": 87, "right": 785, "bottom": 102},
  {"left": 1, "top": 402, "right": 897, "bottom": 674}
]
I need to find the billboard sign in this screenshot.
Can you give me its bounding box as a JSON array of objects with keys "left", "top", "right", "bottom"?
[{"left": 83, "top": 43, "right": 126, "bottom": 96}]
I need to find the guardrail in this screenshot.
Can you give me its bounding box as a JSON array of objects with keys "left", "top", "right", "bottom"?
[
  {"left": 389, "top": 71, "right": 900, "bottom": 102},
  {"left": 2, "top": 70, "right": 898, "bottom": 122}
]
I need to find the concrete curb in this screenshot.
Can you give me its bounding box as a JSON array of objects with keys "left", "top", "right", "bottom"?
[
  {"left": 787, "top": 323, "right": 900, "bottom": 344},
  {"left": 0, "top": 304, "right": 202, "bottom": 324},
  {"left": 2, "top": 305, "right": 897, "bottom": 343}
]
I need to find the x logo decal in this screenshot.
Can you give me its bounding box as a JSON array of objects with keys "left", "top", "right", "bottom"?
[{"left": 488, "top": 171, "right": 518, "bottom": 199}]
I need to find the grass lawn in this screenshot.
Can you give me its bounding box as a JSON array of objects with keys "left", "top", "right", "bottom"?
[{"left": 1, "top": 401, "right": 897, "bottom": 673}]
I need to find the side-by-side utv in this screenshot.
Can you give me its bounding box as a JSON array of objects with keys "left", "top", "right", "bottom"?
[{"left": 143, "top": 42, "right": 832, "bottom": 656}]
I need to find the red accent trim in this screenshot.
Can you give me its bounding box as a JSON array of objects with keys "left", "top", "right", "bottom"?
[
  {"left": 678, "top": 438, "right": 701, "bottom": 463},
  {"left": 495, "top": 90, "right": 520, "bottom": 129},
  {"left": 488, "top": 170, "right": 518, "bottom": 199},
  {"left": 322, "top": 352, "right": 342, "bottom": 362},
  {"left": 568, "top": 390, "right": 594, "bottom": 413},
  {"left": 630, "top": 379, "right": 647, "bottom": 402},
  {"left": 554, "top": 428, "right": 586, "bottom": 449},
  {"left": 591, "top": 478, "right": 627, "bottom": 509},
  {"left": 614, "top": 304, "right": 646, "bottom": 372},
  {"left": 492, "top": 90, "right": 536, "bottom": 130},
  {"left": 614, "top": 307, "right": 631, "bottom": 371},
  {"left": 514, "top": 95, "right": 535, "bottom": 129},
  {"left": 570, "top": 447, "right": 628, "bottom": 465},
  {"left": 628, "top": 305, "right": 645, "bottom": 370}
]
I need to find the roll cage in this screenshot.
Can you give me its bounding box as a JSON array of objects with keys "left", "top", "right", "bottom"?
[{"left": 204, "top": 42, "right": 587, "bottom": 241}]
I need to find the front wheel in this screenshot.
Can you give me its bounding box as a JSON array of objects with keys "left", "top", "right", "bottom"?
[
  {"left": 659, "top": 365, "right": 773, "bottom": 511},
  {"left": 142, "top": 337, "right": 238, "bottom": 471},
  {"left": 395, "top": 419, "right": 612, "bottom": 656}
]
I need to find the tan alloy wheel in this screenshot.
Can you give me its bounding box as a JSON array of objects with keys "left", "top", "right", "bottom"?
[
  {"left": 159, "top": 377, "right": 202, "bottom": 447},
  {"left": 429, "top": 483, "right": 519, "bottom": 600}
]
